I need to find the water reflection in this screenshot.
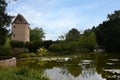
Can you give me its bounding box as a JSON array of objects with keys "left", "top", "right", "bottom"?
[{"left": 17, "top": 53, "right": 120, "bottom": 80}]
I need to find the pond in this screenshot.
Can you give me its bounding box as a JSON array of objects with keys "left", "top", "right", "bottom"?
[{"left": 17, "top": 53, "right": 120, "bottom": 80}]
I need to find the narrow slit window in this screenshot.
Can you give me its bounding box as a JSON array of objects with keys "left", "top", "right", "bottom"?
[{"left": 13, "top": 34, "right": 15, "bottom": 37}]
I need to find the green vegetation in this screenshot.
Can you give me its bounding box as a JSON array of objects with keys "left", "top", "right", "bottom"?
[
  {"left": 66, "top": 28, "right": 80, "bottom": 41},
  {"left": 30, "top": 27, "right": 45, "bottom": 41},
  {"left": 10, "top": 27, "right": 97, "bottom": 56},
  {"left": 0, "top": 0, "right": 12, "bottom": 46},
  {"left": 0, "top": 0, "right": 13, "bottom": 57},
  {"left": 0, "top": 46, "right": 12, "bottom": 56},
  {"left": 95, "top": 10, "right": 120, "bottom": 52},
  {"left": 0, "top": 67, "right": 51, "bottom": 80},
  {"left": 37, "top": 47, "right": 48, "bottom": 56},
  {"left": 49, "top": 28, "right": 97, "bottom": 54}
]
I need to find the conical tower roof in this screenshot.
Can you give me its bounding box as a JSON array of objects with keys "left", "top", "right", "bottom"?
[{"left": 12, "top": 14, "right": 29, "bottom": 24}]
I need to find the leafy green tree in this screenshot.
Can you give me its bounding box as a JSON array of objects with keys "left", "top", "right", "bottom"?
[
  {"left": 107, "top": 10, "right": 120, "bottom": 20},
  {"left": 58, "top": 35, "right": 65, "bottom": 40},
  {"left": 0, "top": 0, "right": 12, "bottom": 46},
  {"left": 66, "top": 28, "right": 80, "bottom": 41},
  {"left": 79, "top": 29, "right": 97, "bottom": 51},
  {"left": 30, "top": 27, "right": 45, "bottom": 41},
  {"left": 43, "top": 40, "right": 53, "bottom": 50},
  {"left": 95, "top": 10, "right": 120, "bottom": 52}
]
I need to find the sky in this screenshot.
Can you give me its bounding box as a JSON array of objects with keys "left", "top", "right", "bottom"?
[{"left": 7, "top": 0, "right": 120, "bottom": 40}]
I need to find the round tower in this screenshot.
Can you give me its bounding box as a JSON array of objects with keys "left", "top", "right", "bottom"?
[{"left": 11, "top": 14, "right": 30, "bottom": 42}]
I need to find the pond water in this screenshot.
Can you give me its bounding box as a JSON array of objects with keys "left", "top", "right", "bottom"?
[{"left": 17, "top": 53, "right": 120, "bottom": 80}]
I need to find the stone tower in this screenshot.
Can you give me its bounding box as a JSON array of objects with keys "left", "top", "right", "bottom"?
[{"left": 11, "top": 14, "right": 30, "bottom": 42}]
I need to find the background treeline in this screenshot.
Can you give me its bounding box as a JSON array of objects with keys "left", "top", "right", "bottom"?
[{"left": 10, "top": 27, "right": 97, "bottom": 56}]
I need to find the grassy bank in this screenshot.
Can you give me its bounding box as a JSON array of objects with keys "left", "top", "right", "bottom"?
[{"left": 0, "top": 67, "right": 51, "bottom": 80}]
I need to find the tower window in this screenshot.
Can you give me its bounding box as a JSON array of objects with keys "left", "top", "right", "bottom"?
[
  {"left": 13, "top": 34, "right": 15, "bottom": 37},
  {"left": 14, "top": 26, "right": 15, "bottom": 28}
]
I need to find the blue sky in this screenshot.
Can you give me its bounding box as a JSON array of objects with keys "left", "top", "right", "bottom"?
[{"left": 7, "top": 0, "right": 120, "bottom": 40}]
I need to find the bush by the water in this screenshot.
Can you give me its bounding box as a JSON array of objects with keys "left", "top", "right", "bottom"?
[
  {"left": 0, "top": 46, "right": 12, "bottom": 56},
  {"left": 37, "top": 47, "right": 48, "bottom": 56},
  {"left": 18, "top": 53, "right": 31, "bottom": 58},
  {"left": 18, "top": 53, "right": 37, "bottom": 58},
  {"left": 0, "top": 67, "right": 51, "bottom": 80}
]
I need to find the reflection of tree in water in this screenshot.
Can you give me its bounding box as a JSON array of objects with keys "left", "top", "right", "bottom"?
[
  {"left": 17, "top": 59, "right": 48, "bottom": 73},
  {"left": 81, "top": 63, "right": 96, "bottom": 78},
  {"left": 60, "top": 65, "right": 82, "bottom": 77},
  {"left": 59, "top": 65, "right": 82, "bottom": 80},
  {"left": 67, "top": 65, "right": 82, "bottom": 77},
  {"left": 59, "top": 60, "right": 96, "bottom": 79},
  {"left": 95, "top": 53, "right": 120, "bottom": 80},
  {"left": 60, "top": 66, "right": 68, "bottom": 75}
]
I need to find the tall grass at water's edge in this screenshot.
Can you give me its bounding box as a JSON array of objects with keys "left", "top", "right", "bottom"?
[{"left": 0, "top": 67, "right": 51, "bottom": 80}]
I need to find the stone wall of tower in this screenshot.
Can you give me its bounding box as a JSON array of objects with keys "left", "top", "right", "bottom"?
[{"left": 11, "top": 23, "right": 30, "bottom": 42}]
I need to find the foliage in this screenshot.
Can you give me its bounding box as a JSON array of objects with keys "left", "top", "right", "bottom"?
[
  {"left": 95, "top": 10, "right": 120, "bottom": 52},
  {"left": 30, "top": 27, "right": 45, "bottom": 41},
  {"left": 50, "top": 41, "right": 79, "bottom": 54},
  {"left": 12, "top": 48, "right": 25, "bottom": 57},
  {"left": 78, "top": 29, "right": 97, "bottom": 51},
  {"left": 0, "top": 46, "right": 12, "bottom": 56},
  {"left": 10, "top": 41, "right": 25, "bottom": 48},
  {"left": 66, "top": 28, "right": 80, "bottom": 41},
  {"left": 0, "top": 0, "right": 12, "bottom": 46},
  {"left": 18, "top": 53, "right": 31, "bottom": 58},
  {"left": 25, "top": 41, "right": 43, "bottom": 53},
  {"left": 49, "top": 42, "right": 63, "bottom": 53},
  {"left": 0, "top": 68, "right": 50, "bottom": 80},
  {"left": 11, "top": 41, "right": 44, "bottom": 53},
  {"left": 43, "top": 40, "right": 53, "bottom": 50},
  {"left": 58, "top": 35, "right": 65, "bottom": 40},
  {"left": 29, "top": 53, "right": 37, "bottom": 57},
  {"left": 107, "top": 10, "right": 120, "bottom": 20},
  {"left": 17, "top": 53, "right": 36, "bottom": 58},
  {"left": 50, "top": 28, "right": 97, "bottom": 54},
  {"left": 37, "top": 47, "right": 48, "bottom": 56}
]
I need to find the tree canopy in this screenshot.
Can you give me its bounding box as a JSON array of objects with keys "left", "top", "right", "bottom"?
[
  {"left": 30, "top": 27, "right": 45, "bottom": 41},
  {"left": 66, "top": 28, "right": 80, "bottom": 41},
  {"left": 95, "top": 10, "right": 120, "bottom": 52},
  {"left": 0, "top": 0, "right": 12, "bottom": 46}
]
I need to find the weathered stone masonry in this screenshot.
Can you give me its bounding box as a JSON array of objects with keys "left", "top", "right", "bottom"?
[{"left": 11, "top": 14, "right": 30, "bottom": 42}]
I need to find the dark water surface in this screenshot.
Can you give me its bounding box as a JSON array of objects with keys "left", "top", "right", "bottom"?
[{"left": 17, "top": 53, "right": 120, "bottom": 80}]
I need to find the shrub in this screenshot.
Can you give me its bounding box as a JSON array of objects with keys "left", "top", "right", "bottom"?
[
  {"left": 12, "top": 48, "right": 25, "bottom": 57},
  {"left": 79, "top": 48, "right": 90, "bottom": 53},
  {"left": 16, "top": 67, "right": 29, "bottom": 75},
  {"left": 10, "top": 41, "right": 25, "bottom": 48},
  {"left": 29, "top": 53, "right": 36, "bottom": 57},
  {"left": 37, "top": 47, "right": 48, "bottom": 56},
  {"left": 18, "top": 53, "right": 30, "bottom": 58},
  {"left": 0, "top": 46, "right": 13, "bottom": 56},
  {"left": 25, "top": 41, "right": 43, "bottom": 53},
  {"left": 0, "top": 68, "right": 51, "bottom": 80}
]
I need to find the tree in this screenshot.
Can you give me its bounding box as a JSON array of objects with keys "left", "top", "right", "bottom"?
[
  {"left": 30, "top": 27, "right": 45, "bottom": 41},
  {"left": 0, "top": 0, "right": 12, "bottom": 46},
  {"left": 107, "top": 10, "right": 120, "bottom": 20},
  {"left": 79, "top": 29, "right": 97, "bottom": 51},
  {"left": 95, "top": 10, "right": 120, "bottom": 52},
  {"left": 66, "top": 28, "right": 80, "bottom": 41},
  {"left": 58, "top": 35, "right": 65, "bottom": 41}
]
